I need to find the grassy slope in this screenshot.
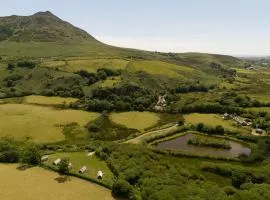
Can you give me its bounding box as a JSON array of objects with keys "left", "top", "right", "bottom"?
[
  {"left": 0, "top": 104, "right": 99, "bottom": 143},
  {"left": 0, "top": 164, "right": 115, "bottom": 200},
  {"left": 184, "top": 113, "right": 249, "bottom": 133},
  {"left": 110, "top": 111, "right": 160, "bottom": 131},
  {"left": 24, "top": 95, "right": 78, "bottom": 105},
  {"left": 45, "top": 152, "right": 114, "bottom": 187}
]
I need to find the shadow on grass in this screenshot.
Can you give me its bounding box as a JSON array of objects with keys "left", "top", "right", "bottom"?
[
  {"left": 16, "top": 164, "right": 33, "bottom": 171},
  {"left": 54, "top": 175, "right": 71, "bottom": 183}
]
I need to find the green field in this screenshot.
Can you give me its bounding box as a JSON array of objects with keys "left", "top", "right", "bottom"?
[
  {"left": 184, "top": 113, "right": 247, "bottom": 132},
  {"left": 0, "top": 164, "right": 115, "bottom": 200},
  {"left": 246, "top": 107, "right": 270, "bottom": 113},
  {"left": 0, "top": 104, "right": 99, "bottom": 143},
  {"left": 41, "top": 58, "right": 129, "bottom": 73},
  {"left": 24, "top": 95, "right": 79, "bottom": 105},
  {"left": 44, "top": 152, "right": 114, "bottom": 187},
  {"left": 100, "top": 76, "right": 122, "bottom": 88},
  {"left": 109, "top": 111, "right": 160, "bottom": 131},
  {"left": 126, "top": 60, "right": 194, "bottom": 78}
]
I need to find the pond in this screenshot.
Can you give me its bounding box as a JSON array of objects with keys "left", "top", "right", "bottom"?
[{"left": 155, "top": 133, "right": 251, "bottom": 157}]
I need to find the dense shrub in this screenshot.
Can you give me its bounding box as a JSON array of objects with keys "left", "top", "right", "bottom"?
[
  {"left": 17, "top": 61, "right": 36, "bottom": 68},
  {"left": 112, "top": 179, "right": 134, "bottom": 198},
  {"left": 21, "top": 144, "right": 41, "bottom": 165}
]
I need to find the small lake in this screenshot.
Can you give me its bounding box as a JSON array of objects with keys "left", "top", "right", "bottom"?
[{"left": 155, "top": 133, "right": 251, "bottom": 157}]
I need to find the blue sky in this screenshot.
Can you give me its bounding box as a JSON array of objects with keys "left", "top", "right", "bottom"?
[{"left": 1, "top": 0, "right": 270, "bottom": 56}]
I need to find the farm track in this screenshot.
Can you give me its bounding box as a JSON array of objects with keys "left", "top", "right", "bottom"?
[{"left": 125, "top": 124, "right": 178, "bottom": 144}]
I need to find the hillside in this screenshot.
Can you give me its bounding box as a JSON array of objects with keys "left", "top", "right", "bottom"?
[
  {"left": 1, "top": 10, "right": 270, "bottom": 200},
  {"left": 0, "top": 11, "right": 96, "bottom": 42}
]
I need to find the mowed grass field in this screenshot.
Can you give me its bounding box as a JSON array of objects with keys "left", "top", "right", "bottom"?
[
  {"left": 24, "top": 95, "right": 79, "bottom": 105},
  {"left": 0, "top": 104, "right": 100, "bottom": 143},
  {"left": 45, "top": 152, "right": 114, "bottom": 187},
  {"left": 109, "top": 111, "right": 160, "bottom": 131},
  {"left": 0, "top": 164, "right": 115, "bottom": 200},
  {"left": 126, "top": 60, "right": 194, "bottom": 78},
  {"left": 184, "top": 113, "right": 247, "bottom": 133}
]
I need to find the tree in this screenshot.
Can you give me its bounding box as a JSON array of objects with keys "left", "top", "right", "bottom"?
[
  {"left": 7, "top": 63, "right": 15, "bottom": 70},
  {"left": 215, "top": 125, "right": 225, "bottom": 135},
  {"left": 178, "top": 115, "right": 185, "bottom": 126},
  {"left": 232, "top": 171, "right": 247, "bottom": 188},
  {"left": 58, "top": 158, "right": 70, "bottom": 174},
  {"left": 21, "top": 144, "right": 41, "bottom": 165},
  {"left": 196, "top": 123, "right": 205, "bottom": 132},
  {"left": 112, "top": 179, "right": 133, "bottom": 198}
]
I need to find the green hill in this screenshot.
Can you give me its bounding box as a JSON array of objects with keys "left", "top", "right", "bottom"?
[{"left": 0, "top": 11, "right": 96, "bottom": 42}]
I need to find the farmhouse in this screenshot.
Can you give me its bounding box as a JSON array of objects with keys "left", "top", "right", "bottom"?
[
  {"left": 79, "top": 166, "right": 87, "bottom": 174},
  {"left": 154, "top": 95, "right": 166, "bottom": 111},
  {"left": 223, "top": 113, "right": 231, "bottom": 120},
  {"left": 53, "top": 158, "right": 61, "bottom": 165},
  {"left": 97, "top": 170, "right": 103, "bottom": 179}
]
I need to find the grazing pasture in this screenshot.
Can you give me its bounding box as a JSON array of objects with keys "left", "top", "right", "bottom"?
[
  {"left": 24, "top": 95, "right": 79, "bottom": 105},
  {"left": 100, "top": 76, "right": 122, "bottom": 88},
  {"left": 109, "top": 111, "right": 160, "bottom": 131},
  {"left": 53, "top": 58, "right": 129, "bottom": 73},
  {"left": 126, "top": 60, "right": 194, "bottom": 78},
  {"left": 0, "top": 104, "right": 99, "bottom": 143},
  {"left": 184, "top": 113, "right": 246, "bottom": 132},
  {"left": 0, "top": 164, "right": 115, "bottom": 200},
  {"left": 45, "top": 152, "right": 114, "bottom": 187}
]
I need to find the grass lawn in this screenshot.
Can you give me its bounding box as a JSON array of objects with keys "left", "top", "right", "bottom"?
[
  {"left": 109, "top": 111, "right": 160, "bottom": 131},
  {"left": 24, "top": 95, "right": 79, "bottom": 105},
  {"left": 44, "top": 152, "right": 114, "bottom": 187},
  {"left": 184, "top": 113, "right": 247, "bottom": 133},
  {"left": 126, "top": 60, "right": 194, "bottom": 78},
  {"left": 0, "top": 164, "right": 115, "bottom": 200},
  {"left": 0, "top": 104, "right": 99, "bottom": 143}
]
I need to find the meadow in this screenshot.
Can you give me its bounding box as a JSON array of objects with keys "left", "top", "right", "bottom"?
[
  {"left": 126, "top": 60, "right": 195, "bottom": 79},
  {"left": 24, "top": 95, "right": 79, "bottom": 105},
  {"left": 184, "top": 113, "right": 247, "bottom": 133},
  {"left": 0, "top": 104, "right": 99, "bottom": 143},
  {"left": 44, "top": 152, "right": 114, "bottom": 187},
  {"left": 109, "top": 111, "right": 160, "bottom": 131},
  {"left": 0, "top": 164, "right": 115, "bottom": 200}
]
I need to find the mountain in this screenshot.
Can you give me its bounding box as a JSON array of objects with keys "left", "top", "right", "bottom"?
[{"left": 0, "top": 11, "right": 97, "bottom": 42}]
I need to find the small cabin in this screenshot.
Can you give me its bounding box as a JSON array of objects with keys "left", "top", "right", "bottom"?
[
  {"left": 79, "top": 166, "right": 87, "bottom": 174},
  {"left": 223, "top": 113, "right": 230, "bottom": 120},
  {"left": 97, "top": 170, "right": 104, "bottom": 179},
  {"left": 53, "top": 158, "right": 61, "bottom": 165},
  {"left": 41, "top": 155, "right": 49, "bottom": 162},
  {"left": 256, "top": 128, "right": 263, "bottom": 134}
]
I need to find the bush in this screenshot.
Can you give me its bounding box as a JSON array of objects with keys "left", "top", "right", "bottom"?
[
  {"left": 232, "top": 170, "right": 247, "bottom": 188},
  {"left": 112, "top": 179, "right": 134, "bottom": 198},
  {"left": 21, "top": 144, "right": 41, "bottom": 165},
  {"left": 17, "top": 61, "right": 36, "bottom": 69},
  {"left": 58, "top": 158, "right": 70, "bottom": 174}
]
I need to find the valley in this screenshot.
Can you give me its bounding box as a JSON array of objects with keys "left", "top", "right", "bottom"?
[{"left": 1, "top": 10, "right": 270, "bottom": 200}]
